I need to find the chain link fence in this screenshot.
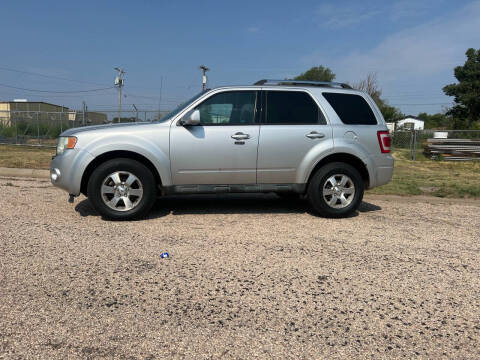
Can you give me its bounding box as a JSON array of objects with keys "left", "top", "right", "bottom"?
[
  {"left": 392, "top": 129, "right": 480, "bottom": 161},
  {"left": 1, "top": 110, "right": 480, "bottom": 162},
  {"left": 0, "top": 110, "right": 169, "bottom": 147}
]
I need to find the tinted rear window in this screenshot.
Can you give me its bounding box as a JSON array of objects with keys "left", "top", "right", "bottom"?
[
  {"left": 322, "top": 93, "right": 377, "bottom": 125},
  {"left": 265, "top": 91, "right": 325, "bottom": 125}
]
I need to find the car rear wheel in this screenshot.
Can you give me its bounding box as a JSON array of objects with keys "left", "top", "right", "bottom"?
[
  {"left": 87, "top": 158, "right": 157, "bottom": 220},
  {"left": 307, "top": 162, "right": 364, "bottom": 218}
]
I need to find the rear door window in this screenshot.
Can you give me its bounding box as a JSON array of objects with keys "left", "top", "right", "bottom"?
[
  {"left": 265, "top": 91, "right": 325, "bottom": 125},
  {"left": 322, "top": 92, "right": 377, "bottom": 125}
]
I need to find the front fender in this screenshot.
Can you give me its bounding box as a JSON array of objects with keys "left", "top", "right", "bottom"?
[{"left": 82, "top": 133, "right": 172, "bottom": 186}]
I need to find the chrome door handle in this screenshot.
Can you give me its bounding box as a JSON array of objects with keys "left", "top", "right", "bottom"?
[
  {"left": 306, "top": 131, "right": 325, "bottom": 139},
  {"left": 231, "top": 132, "right": 250, "bottom": 140}
]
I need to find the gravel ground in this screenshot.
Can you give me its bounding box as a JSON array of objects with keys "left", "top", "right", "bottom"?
[{"left": 1, "top": 176, "right": 479, "bottom": 359}]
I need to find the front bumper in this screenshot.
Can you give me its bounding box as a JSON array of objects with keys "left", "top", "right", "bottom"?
[{"left": 50, "top": 149, "right": 94, "bottom": 196}]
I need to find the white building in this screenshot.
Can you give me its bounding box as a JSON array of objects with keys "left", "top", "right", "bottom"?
[
  {"left": 397, "top": 116, "right": 424, "bottom": 130},
  {"left": 386, "top": 122, "right": 395, "bottom": 133}
]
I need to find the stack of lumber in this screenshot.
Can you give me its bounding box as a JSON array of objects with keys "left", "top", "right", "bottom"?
[{"left": 423, "top": 138, "right": 480, "bottom": 161}]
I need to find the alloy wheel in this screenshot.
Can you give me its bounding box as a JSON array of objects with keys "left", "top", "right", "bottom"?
[
  {"left": 322, "top": 174, "right": 355, "bottom": 209},
  {"left": 101, "top": 171, "right": 143, "bottom": 212}
]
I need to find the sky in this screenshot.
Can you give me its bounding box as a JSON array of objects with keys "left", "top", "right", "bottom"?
[{"left": 0, "top": 0, "right": 479, "bottom": 116}]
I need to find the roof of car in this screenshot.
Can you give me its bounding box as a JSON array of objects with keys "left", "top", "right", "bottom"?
[
  {"left": 210, "top": 81, "right": 361, "bottom": 94},
  {"left": 252, "top": 79, "right": 353, "bottom": 89},
  {"left": 206, "top": 79, "right": 362, "bottom": 93}
]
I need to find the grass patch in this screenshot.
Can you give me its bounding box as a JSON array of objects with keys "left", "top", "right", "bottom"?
[
  {"left": 0, "top": 145, "right": 479, "bottom": 199},
  {"left": 0, "top": 145, "right": 55, "bottom": 169},
  {"left": 368, "top": 150, "right": 480, "bottom": 198}
]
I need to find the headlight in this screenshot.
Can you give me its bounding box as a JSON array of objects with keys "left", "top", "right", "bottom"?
[{"left": 56, "top": 136, "right": 77, "bottom": 155}]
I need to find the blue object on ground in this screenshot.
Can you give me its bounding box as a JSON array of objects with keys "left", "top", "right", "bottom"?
[{"left": 160, "top": 252, "right": 169, "bottom": 259}]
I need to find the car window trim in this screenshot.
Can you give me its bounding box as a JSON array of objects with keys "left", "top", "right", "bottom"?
[
  {"left": 193, "top": 90, "right": 259, "bottom": 126},
  {"left": 260, "top": 89, "right": 327, "bottom": 125}
]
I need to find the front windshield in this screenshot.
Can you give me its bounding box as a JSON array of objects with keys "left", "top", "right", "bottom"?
[{"left": 157, "top": 91, "right": 205, "bottom": 122}]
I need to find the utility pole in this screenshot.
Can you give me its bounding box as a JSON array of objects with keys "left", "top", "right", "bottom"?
[
  {"left": 132, "top": 104, "right": 138, "bottom": 122},
  {"left": 199, "top": 65, "right": 209, "bottom": 91},
  {"left": 82, "top": 101, "right": 86, "bottom": 126},
  {"left": 158, "top": 76, "right": 163, "bottom": 120},
  {"left": 114, "top": 67, "right": 125, "bottom": 123}
]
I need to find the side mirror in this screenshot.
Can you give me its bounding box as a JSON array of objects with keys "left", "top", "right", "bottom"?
[{"left": 180, "top": 109, "right": 200, "bottom": 126}]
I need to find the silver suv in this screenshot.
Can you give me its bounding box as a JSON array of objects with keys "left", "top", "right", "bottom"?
[{"left": 50, "top": 80, "right": 393, "bottom": 220}]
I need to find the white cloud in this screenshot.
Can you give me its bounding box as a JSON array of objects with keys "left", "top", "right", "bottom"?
[
  {"left": 304, "top": 1, "right": 480, "bottom": 113},
  {"left": 390, "top": 0, "right": 448, "bottom": 21},
  {"left": 316, "top": 3, "right": 380, "bottom": 28},
  {"left": 306, "top": 1, "right": 480, "bottom": 82},
  {"left": 247, "top": 26, "right": 259, "bottom": 33},
  {"left": 316, "top": 0, "right": 452, "bottom": 29}
]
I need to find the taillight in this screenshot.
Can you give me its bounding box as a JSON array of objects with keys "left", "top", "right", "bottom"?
[{"left": 377, "top": 131, "right": 391, "bottom": 153}]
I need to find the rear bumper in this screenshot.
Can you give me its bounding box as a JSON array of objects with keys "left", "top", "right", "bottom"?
[
  {"left": 375, "top": 165, "right": 394, "bottom": 187},
  {"left": 368, "top": 154, "right": 394, "bottom": 188}
]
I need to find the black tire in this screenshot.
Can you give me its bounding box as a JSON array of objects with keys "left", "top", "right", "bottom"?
[
  {"left": 87, "top": 158, "right": 157, "bottom": 220},
  {"left": 307, "top": 162, "right": 364, "bottom": 218}
]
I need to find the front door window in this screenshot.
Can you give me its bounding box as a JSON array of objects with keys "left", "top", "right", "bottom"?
[{"left": 197, "top": 91, "right": 257, "bottom": 125}]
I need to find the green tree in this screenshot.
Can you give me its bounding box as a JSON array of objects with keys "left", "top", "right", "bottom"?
[
  {"left": 378, "top": 103, "right": 404, "bottom": 123},
  {"left": 293, "top": 66, "right": 336, "bottom": 82},
  {"left": 443, "top": 48, "right": 480, "bottom": 129},
  {"left": 416, "top": 112, "right": 452, "bottom": 129},
  {"left": 352, "top": 73, "right": 403, "bottom": 122}
]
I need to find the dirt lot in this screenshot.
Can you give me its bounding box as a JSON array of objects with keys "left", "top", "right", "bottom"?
[{"left": 1, "top": 177, "right": 479, "bottom": 359}]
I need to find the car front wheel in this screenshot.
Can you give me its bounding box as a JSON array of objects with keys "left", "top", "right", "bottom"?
[
  {"left": 307, "top": 162, "right": 364, "bottom": 218},
  {"left": 87, "top": 158, "right": 157, "bottom": 220}
]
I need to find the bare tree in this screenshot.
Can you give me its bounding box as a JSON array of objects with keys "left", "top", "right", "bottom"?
[
  {"left": 352, "top": 73, "right": 382, "bottom": 102},
  {"left": 352, "top": 73, "right": 404, "bottom": 122}
]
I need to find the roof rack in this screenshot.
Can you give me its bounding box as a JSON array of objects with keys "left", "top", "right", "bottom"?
[{"left": 253, "top": 79, "right": 352, "bottom": 89}]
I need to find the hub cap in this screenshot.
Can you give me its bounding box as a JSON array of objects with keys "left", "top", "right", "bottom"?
[
  {"left": 101, "top": 171, "right": 143, "bottom": 212},
  {"left": 322, "top": 174, "right": 355, "bottom": 209}
]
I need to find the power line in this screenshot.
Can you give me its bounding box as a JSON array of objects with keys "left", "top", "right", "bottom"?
[
  {"left": 124, "top": 93, "right": 183, "bottom": 101},
  {"left": 384, "top": 94, "right": 449, "bottom": 98},
  {"left": 124, "top": 93, "right": 184, "bottom": 102},
  {"left": 83, "top": 107, "right": 172, "bottom": 111},
  {"left": 0, "top": 65, "right": 183, "bottom": 96},
  {"left": 100, "top": 104, "right": 171, "bottom": 106},
  {"left": 0, "top": 82, "right": 115, "bottom": 93},
  {"left": 0, "top": 65, "right": 199, "bottom": 96},
  {"left": 390, "top": 103, "right": 451, "bottom": 106},
  {"left": 0, "top": 91, "right": 109, "bottom": 99},
  {"left": 124, "top": 93, "right": 159, "bottom": 100},
  {"left": 383, "top": 91, "right": 451, "bottom": 97},
  {"left": 0, "top": 66, "right": 110, "bottom": 86},
  {"left": 89, "top": 103, "right": 175, "bottom": 106}
]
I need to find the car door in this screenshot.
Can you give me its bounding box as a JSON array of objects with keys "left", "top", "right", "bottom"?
[
  {"left": 170, "top": 90, "right": 260, "bottom": 185},
  {"left": 257, "top": 89, "right": 333, "bottom": 184}
]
